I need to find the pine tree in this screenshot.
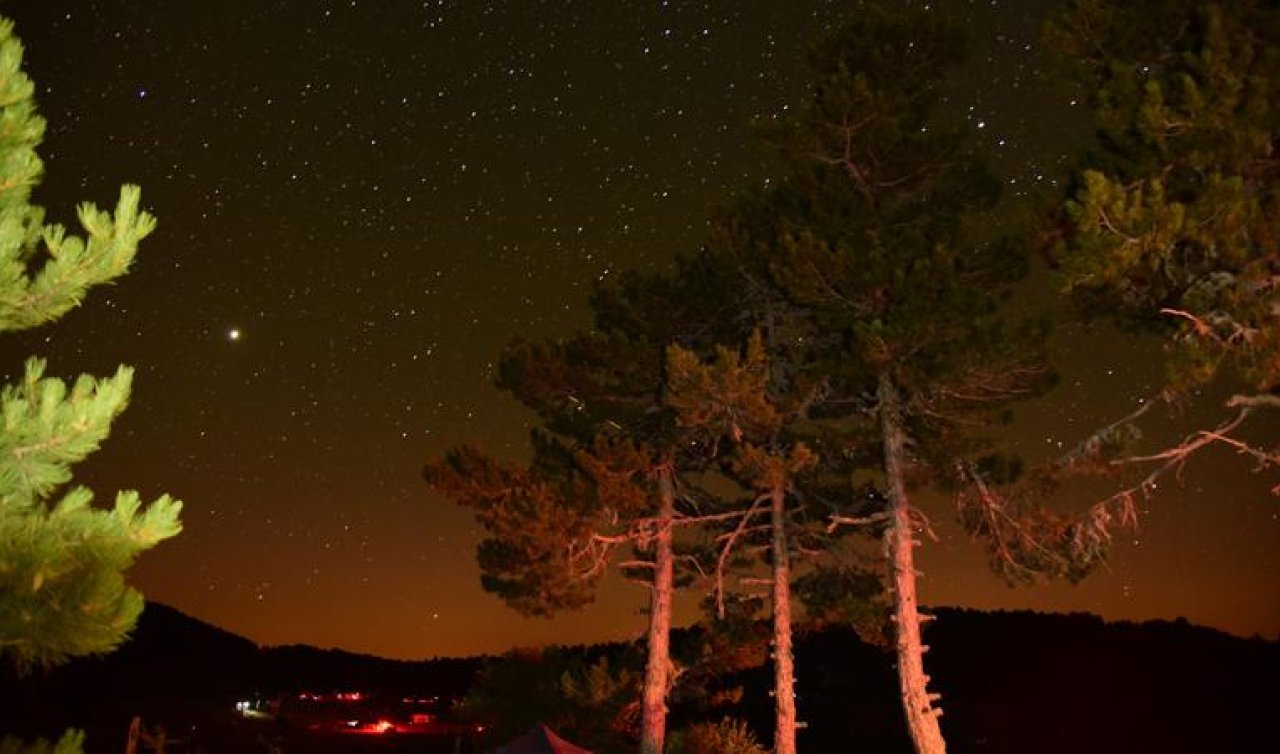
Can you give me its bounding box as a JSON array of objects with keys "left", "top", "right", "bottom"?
[
  {"left": 428, "top": 234, "right": 816, "bottom": 754},
  {"left": 429, "top": 328, "right": 710, "bottom": 754},
  {"left": 424, "top": 439, "right": 605, "bottom": 617},
  {"left": 0, "top": 14, "right": 182, "bottom": 678},
  {"left": 665, "top": 332, "right": 823, "bottom": 754},
  {"left": 705, "top": 9, "right": 1049, "bottom": 753},
  {"left": 431, "top": 10, "right": 1046, "bottom": 754},
  {"left": 963, "top": 0, "right": 1280, "bottom": 580}
]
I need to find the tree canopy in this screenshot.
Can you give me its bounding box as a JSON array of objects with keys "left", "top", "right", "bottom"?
[{"left": 1050, "top": 0, "right": 1279, "bottom": 392}]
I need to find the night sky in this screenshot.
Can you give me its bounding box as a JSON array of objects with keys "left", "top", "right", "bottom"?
[{"left": 1, "top": 0, "right": 1275, "bottom": 660}]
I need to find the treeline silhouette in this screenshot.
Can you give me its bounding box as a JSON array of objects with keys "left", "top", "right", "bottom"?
[
  {"left": 725, "top": 609, "right": 1277, "bottom": 754},
  {"left": 0, "top": 603, "right": 481, "bottom": 753},
  {"left": 1, "top": 603, "right": 1274, "bottom": 754}
]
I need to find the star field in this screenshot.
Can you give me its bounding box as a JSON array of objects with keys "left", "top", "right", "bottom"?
[{"left": 0, "top": 0, "right": 1274, "bottom": 659}]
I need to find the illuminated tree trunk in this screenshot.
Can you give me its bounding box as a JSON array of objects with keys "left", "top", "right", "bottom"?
[
  {"left": 770, "top": 483, "right": 798, "bottom": 754},
  {"left": 640, "top": 463, "right": 675, "bottom": 754},
  {"left": 879, "top": 371, "right": 947, "bottom": 754}
]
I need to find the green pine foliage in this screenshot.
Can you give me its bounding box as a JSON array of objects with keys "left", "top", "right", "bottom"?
[
  {"left": 961, "top": 0, "right": 1280, "bottom": 584},
  {"left": 713, "top": 5, "right": 1050, "bottom": 468},
  {"left": 0, "top": 730, "right": 84, "bottom": 754},
  {"left": 0, "top": 14, "right": 181, "bottom": 675},
  {"left": 1049, "top": 0, "right": 1280, "bottom": 391},
  {"left": 665, "top": 332, "right": 782, "bottom": 448},
  {"left": 0, "top": 19, "right": 157, "bottom": 332},
  {"left": 424, "top": 442, "right": 602, "bottom": 616},
  {"left": 955, "top": 1, "right": 1280, "bottom": 587}
]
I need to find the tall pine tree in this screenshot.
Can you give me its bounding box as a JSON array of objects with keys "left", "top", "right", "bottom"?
[
  {"left": 665, "top": 332, "right": 828, "bottom": 754},
  {"left": 428, "top": 287, "right": 740, "bottom": 754},
  {"left": 707, "top": 9, "right": 1049, "bottom": 753}
]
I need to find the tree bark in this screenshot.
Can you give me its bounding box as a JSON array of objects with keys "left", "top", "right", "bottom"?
[
  {"left": 878, "top": 371, "right": 947, "bottom": 754},
  {"left": 640, "top": 462, "right": 675, "bottom": 754},
  {"left": 770, "top": 482, "right": 798, "bottom": 754}
]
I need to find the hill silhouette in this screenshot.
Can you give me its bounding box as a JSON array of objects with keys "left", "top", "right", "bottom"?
[
  {"left": 1, "top": 603, "right": 1275, "bottom": 754},
  {"left": 0, "top": 603, "right": 482, "bottom": 753},
  {"left": 728, "top": 608, "right": 1279, "bottom": 754}
]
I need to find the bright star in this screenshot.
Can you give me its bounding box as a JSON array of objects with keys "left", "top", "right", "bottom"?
[{"left": 228, "top": 328, "right": 241, "bottom": 341}]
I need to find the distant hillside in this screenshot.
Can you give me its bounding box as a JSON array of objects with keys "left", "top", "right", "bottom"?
[
  {"left": 0, "top": 602, "right": 483, "bottom": 753},
  {"left": 1, "top": 604, "right": 1275, "bottom": 754}
]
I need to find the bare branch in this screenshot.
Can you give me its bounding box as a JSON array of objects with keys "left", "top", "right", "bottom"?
[
  {"left": 1110, "top": 401, "right": 1278, "bottom": 494},
  {"left": 714, "top": 496, "right": 769, "bottom": 619},
  {"left": 827, "top": 511, "right": 890, "bottom": 533},
  {"left": 908, "top": 506, "right": 939, "bottom": 543},
  {"left": 672, "top": 509, "right": 759, "bottom": 527},
  {"left": 714, "top": 524, "right": 772, "bottom": 542},
  {"left": 1227, "top": 393, "right": 1280, "bottom": 410},
  {"left": 962, "top": 390, "right": 1278, "bottom": 584},
  {"left": 617, "top": 560, "right": 656, "bottom": 570},
  {"left": 955, "top": 461, "right": 1075, "bottom": 583},
  {"left": 1160, "top": 307, "right": 1260, "bottom": 348}
]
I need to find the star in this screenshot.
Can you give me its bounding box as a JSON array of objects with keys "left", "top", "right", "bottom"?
[{"left": 228, "top": 328, "right": 242, "bottom": 341}]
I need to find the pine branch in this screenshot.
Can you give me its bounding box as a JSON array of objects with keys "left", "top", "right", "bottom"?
[
  {"left": 1051, "top": 393, "right": 1162, "bottom": 473},
  {"left": 955, "top": 461, "right": 1075, "bottom": 584}
]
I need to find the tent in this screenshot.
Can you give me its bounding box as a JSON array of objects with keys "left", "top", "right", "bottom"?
[{"left": 494, "top": 724, "right": 593, "bottom": 754}]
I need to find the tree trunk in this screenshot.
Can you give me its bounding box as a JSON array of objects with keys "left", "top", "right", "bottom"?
[
  {"left": 640, "top": 463, "right": 676, "bottom": 754},
  {"left": 125, "top": 716, "right": 141, "bottom": 754},
  {"left": 878, "top": 371, "right": 947, "bottom": 754},
  {"left": 770, "top": 483, "right": 798, "bottom": 754}
]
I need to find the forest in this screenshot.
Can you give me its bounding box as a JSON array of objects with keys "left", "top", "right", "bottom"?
[{"left": 2, "top": 1, "right": 1277, "bottom": 754}]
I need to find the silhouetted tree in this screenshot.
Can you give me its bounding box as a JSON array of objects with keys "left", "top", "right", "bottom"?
[
  {"left": 460, "top": 646, "right": 643, "bottom": 754},
  {"left": 427, "top": 425, "right": 682, "bottom": 754}
]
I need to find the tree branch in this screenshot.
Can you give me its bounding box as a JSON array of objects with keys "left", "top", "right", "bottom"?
[{"left": 714, "top": 496, "right": 769, "bottom": 619}]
